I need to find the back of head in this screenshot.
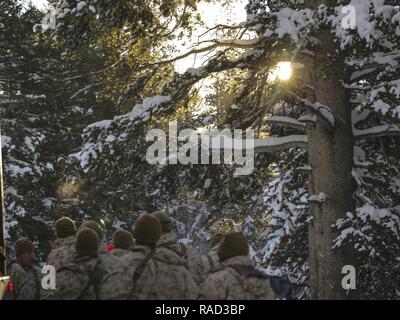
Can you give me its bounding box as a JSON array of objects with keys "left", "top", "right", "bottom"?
[
  {"left": 112, "top": 230, "right": 135, "bottom": 250},
  {"left": 152, "top": 210, "right": 173, "bottom": 234},
  {"left": 78, "top": 220, "right": 102, "bottom": 240},
  {"left": 55, "top": 216, "right": 77, "bottom": 239},
  {"left": 75, "top": 228, "right": 99, "bottom": 257},
  {"left": 132, "top": 214, "right": 161, "bottom": 246},
  {"left": 217, "top": 232, "right": 249, "bottom": 262}
]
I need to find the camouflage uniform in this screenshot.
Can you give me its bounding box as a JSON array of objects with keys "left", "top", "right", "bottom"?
[
  {"left": 50, "top": 256, "right": 106, "bottom": 300},
  {"left": 201, "top": 256, "right": 275, "bottom": 300},
  {"left": 100, "top": 244, "right": 199, "bottom": 300},
  {"left": 156, "top": 232, "right": 208, "bottom": 284},
  {"left": 7, "top": 263, "right": 41, "bottom": 300},
  {"left": 98, "top": 244, "right": 121, "bottom": 273},
  {"left": 201, "top": 248, "right": 220, "bottom": 276},
  {"left": 46, "top": 236, "right": 75, "bottom": 270},
  {"left": 110, "top": 248, "right": 132, "bottom": 258}
]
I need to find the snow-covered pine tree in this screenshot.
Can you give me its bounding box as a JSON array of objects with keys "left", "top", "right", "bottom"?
[
  {"left": 1, "top": 1, "right": 110, "bottom": 256},
  {"left": 45, "top": 0, "right": 400, "bottom": 299},
  {"left": 0, "top": 1, "right": 62, "bottom": 254}
]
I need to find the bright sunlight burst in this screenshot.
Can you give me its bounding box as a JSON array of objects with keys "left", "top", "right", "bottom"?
[{"left": 269, "top": 62, "right": 293, "bottom": 82}]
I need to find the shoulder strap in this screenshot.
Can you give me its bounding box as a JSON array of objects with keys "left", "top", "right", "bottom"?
[
  {"left": 78, "top": 260, "right": 105, "bottom": 300},
  {"left": 30, "top": 266, "right": 41, "bottom": 300},
  {"left": 129, "top": 247, "right": 155, "bottom": 298}
]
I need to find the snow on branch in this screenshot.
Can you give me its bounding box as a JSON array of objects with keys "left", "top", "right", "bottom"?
[
  {"left": 117, "top": 70, "right": 155, "bottom": 107},
  {"left": 298, "top": 115, "right": 317, "bottom": 125},
  {"left": 253, "top": 135, "right": 308, "bottom": 154},
  {"left": 354, "top": 125, "right": 400, "bottom": 140},
  {"left": 288, "top": 92, "right": 335, "bottom": 131},
  {"left": 208, "top": 135, "right": 308, "bottom": 154},
  {"left": 266, "top": 116, "right": 306, "bottom": 131},
  {"left": 350, "top": 50, "right": 400, "bottom": 82},
  {"left": 146, "top": 38, "right": 261, "bottom": 66},
  {"left": 309, "top": 192, "right": 328, "bottom": 203}
]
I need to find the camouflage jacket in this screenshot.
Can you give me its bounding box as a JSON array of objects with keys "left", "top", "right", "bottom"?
[
  {"left": 110, "top": 248, "right": 132, "bottom": 258},
  {"left": 49, "top": 255, "right": 106, "bottom": 300},
  {"left": 201, "top": 247, "right": 220, "bottom": 276},
  {"left": 7, "top": 263, "right": 41, "bottom": 300},
  {"left": 156, "top": 233, "right": 207, "bottom": 284},
  {"left": 98, "top": 245, "right": 121, "bottom": 273},
  {"left": 200, "top": 256, "right": 275, "bottom": 300},
  {"left": 100, "top": 244, "right": 199, "bottom": 300},
  {"left": 47, "top": 236, "right": 75, "bottom": 271}
]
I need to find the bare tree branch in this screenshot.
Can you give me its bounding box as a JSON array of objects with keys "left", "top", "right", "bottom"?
[{"left": 145, "top": 38, "right": 261, "bottom": 66}]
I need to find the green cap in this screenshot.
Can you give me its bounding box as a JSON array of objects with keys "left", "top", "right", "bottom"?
[
  {"left": 75, "top": 228, "right": 99, "bottom": 257},
  {"left": 218, "top": 232, "right": 249, "bottom": 262},
  {"left": 14, "top": 238, "right": 34, "bottom": 257},
  {"left": 133, "top": 214, "right": 161, "bottom": 245},
  {"left": 79, "top": 220, "right": 102, "bottom": 240},
  {"left": 152, "top": 210, "right": 173, "bottom": 233},
  {"left": 55, "top": 217, "right": 77, "bottom": 238},
  {"left": 112, "top": 230, "right": 135, "bottom": 250}
]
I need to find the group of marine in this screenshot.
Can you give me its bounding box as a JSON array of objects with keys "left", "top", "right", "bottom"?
[{"left": 3, "top": 210, "right": 282, "bottom": 300}]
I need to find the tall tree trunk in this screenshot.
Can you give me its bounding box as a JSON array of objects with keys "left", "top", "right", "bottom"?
[{"left": 306, "top": 31, "right": 356, "bottom": 299}]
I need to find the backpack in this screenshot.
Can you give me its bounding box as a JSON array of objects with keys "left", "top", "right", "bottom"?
[
  {"left": 55, "top": 258, "right": 105, "bottom": 300},
  {"left": 98, "top": 247, "right": 156, "bottom": 300}
]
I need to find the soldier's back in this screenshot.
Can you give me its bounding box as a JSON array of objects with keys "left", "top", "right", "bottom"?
[
  {"left": 157, "top": 233, "right": 207, "bottom": 285},
  {"left": 98, "top": 244, "right": 121, "bottom": 273},
  {"left": 47, "top": 236, "right": 75, "bottom": 270},
  {"left": 140, "top": 246, "right": 199, "bottom": 300},
  {"left": 51, "top": 256, "right": 106, "bottom": 300},
  {"left": 201, "top": 256, "right": 274, "bottom": 300},
  {"left": 100, "top": 244, "right": 199, "bottom": 300}
]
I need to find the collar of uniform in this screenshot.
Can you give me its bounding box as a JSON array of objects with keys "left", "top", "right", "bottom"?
[
  {"left": 98, "top": 243, "right": 109, "bottom": 254},
  {"left": 130, "top": 244, "right": 154, "bottom": 254},
  {"left": 50, "top": 235, "right": 75, "bottom": 249},
  {"left": 156, "top": 232, "right": 177, "bottom": 246},
  {"left": 222, "top": 255, "right": 253, "bottom": 267}
]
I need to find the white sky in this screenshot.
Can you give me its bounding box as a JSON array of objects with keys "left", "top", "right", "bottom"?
[
  {"left": 31, "top": 0, "right": 48, "bottom": 10},
  {"left": 174, "top": 1, "right": 247, "bottom": 72}
]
